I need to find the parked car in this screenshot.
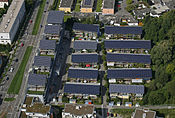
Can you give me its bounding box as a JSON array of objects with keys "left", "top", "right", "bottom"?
[{"left": 9, "top": 67, "right": 14, "bottom": 72}]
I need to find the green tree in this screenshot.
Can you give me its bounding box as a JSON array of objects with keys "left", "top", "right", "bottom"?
[{"left": 126, "top": 0, "right": 132, "bottom": 5}]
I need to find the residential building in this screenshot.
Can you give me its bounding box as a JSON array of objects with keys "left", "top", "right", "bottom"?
[
  {"left": 0, "top": 0, "right": 25, "bottom": 44},
  {"left": 109, "top": 84, "right": 145, "bottom": 99},
  {"left": 27, "top": 73, "right": 47, "bottom": 92},
  {"left": 132, "top": 109, "right": 156, "bottom": 118},
  {"left": 0, "top": 0, "right": 8, "bottom": 8},
  {"left": 64, "top": 82, "right": 100, "bottom": 99},
  {"left": 62, "top": 104, "right": 96, "bottom": 118},
  {"left": 21, "top": 96, "right": 51, "bottom": 118},
  {"left": 33, "top": 56, "right": 52, "bottom": 73},
  {"left": 71, "top": 53, "right": 98, "bottom": 67},
  {"left": 39, "top": 39, "right": 56, "bottom": 56},
  {"left": 107, "top": 68, "right": 152, "bottom": 83},
  {"left": 106, "top": 53, "right": 151, "bottom": 68},
  {"left": 44, "top": 25, "right": 62, "bottom": 40},
  {"left": 102, "top": 0, "right": 115, "bottom": 15},
  {"left": 73, "top": 23, "right": 100, "bottom": 39},
  {"left": 104, "top": 26, "right": 142, "bottom": 39},
  {"left": 47, "top": 10, "right": 64, "bottom": 25},
  {"left": 59, "top": 0, "right": 74, "bottom": 12},
  {"left": 73, "top": 40, "right": 97, "bottom": 52},
  {"left": 133, "top": 8, "right": 150, "bottom": 20},
  {"left": 150, "top": 3, "right": 169, "bottom": 17},
  {"left": 81, "top": 0, "right": 94, "bottom": 13},
  {"left": 67, "top": 67, "right": 98, "bottom": 83}
]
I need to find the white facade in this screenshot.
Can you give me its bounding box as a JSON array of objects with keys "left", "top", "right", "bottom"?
[
  {"left": 0, "top": 0, "right": 25, "bottom": 45},
  {"left": 0, "top": 1, "right": 8, "bottom": 8}
]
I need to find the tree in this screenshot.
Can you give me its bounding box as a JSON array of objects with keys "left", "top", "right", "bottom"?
[
  {"left": 148, "top": 91, "right": 166, "bottom": 105},
  {"left": 126, "top": 0, "right": 132, "bottom": 5}
]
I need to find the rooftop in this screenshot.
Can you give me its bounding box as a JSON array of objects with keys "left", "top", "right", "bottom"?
[
  {"left": 151, "top": 4, "right": 169, "bottom": 14},
  {"left": 59, "top": 0, "right": 74, "bottom": 8},
  {"left": 109, "top": 84, "right": 144, "bottom": 94},
  {"left": 103, "top": 0, "right": 115, "bottom": 9},
  {"left": 106, "top": 53, "right": 151, "bottom": 64},
  {"left": 133, "top": 109, "right": 156, "bottom": 118},
  {"left": 47, "top": 10, "right": 64, "bottom": 24},
  {"left": 107, "top": 68, "right": 152, "bottom": 79},
  {"left": 64, "top": 82, "right": 100, "bottom": 95},
  {"left": 73, "top": 23, "right": 99, "bottom": 33},
  {"left": 34, "top": 56, "right": 51, "bottom": 67},
  {"left": 64, "top": 104, "right": 94, "bottom": 116},
  {"left": 68, "top": 67, "right": 98, "bottom": 79},
  {"left": 105, "top": 26, "right": 142, "bottom": 35},
  {"left": 73, "top": 40, "right": 97, "bottom": 50},
  {"left": 0, "top": 0, "right": 24, "bottom": 33},
  {"left": 26, "top": 103, "right": 50, "bottom": 114},
  {"left": 81, "top": 0, "right": 94, "bottom": 8},
  {"left": 44, "top": 25, "right": 61, "bottom": 35},
  {"left": 28, "top": 73, "right": 47, "bottom": 86},
  {"left": 39, "top": 39, "right": 56, "bottom": 50},
  {"left": 72, "top": 53, "right": 98, "bottom": 63},
  {"left": 104, "top": 40, "right": 151, "bottom": 49},
  {"left": 24, "top": 97, "right": 33, "bottom": 106},
  {"left": 0, "top": 0, "right": 8, "bottom": 2}
]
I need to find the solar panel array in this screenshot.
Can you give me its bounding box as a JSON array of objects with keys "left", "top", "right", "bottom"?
[
  {"left": 34, "top": 56, "right": 52, "bottom": 67},
  {"left": 84, "top": 0, "right": 92, "bottom": 5},
  {"left": 106, "top": 53, "right": 151, "bottom": 64},
  {"left": 72, "top": 53, "right": 98, "bottom": 63},
  {"left": 109, "top": 84, "right": 144, "bottom": 94},
  {"left": 74, "top": 41, "right": 97, "bottom": 50},
  {"left": 28, "top": 73, "right": 47, "bottom": 86},
  {"left": 64, "top": 83, "right": 100, "bottom": 95},
  {"left": 107, "top": 68, "right": 152, "bottom": 79},
  {"left": 44, "top": 25, "right": 61, "bottom": 34},
  {"left": 73, "top": 23, "right": 99, "bottom": 33},
  {"left": 104, "top": 26, "right": 142, "bottom": 35},
  {"left": 47, "top": 11, "right": 64, "bottom": 24},
  {"left": 39, "top": 39, "right": 56, "bottom": 50},
  {"left": 104, "top": 40, "right": 151, "bottom": 49},
  {"left": 68, "top": 68, "right": 98, "bottom": 79}
]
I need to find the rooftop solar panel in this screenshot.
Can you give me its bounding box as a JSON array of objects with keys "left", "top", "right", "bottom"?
[
  {"left": 107, "top": 68, "right": 152, "bottom": 79},
  {"left": 47, "top": 11, "right": 64, "bottom": 24},
  {"left": 44, "top": 25, "right": 61, "bottom": 34},
  {"left": 34, "top": 56, "right": 52, "bottom": 67},
  {"left": 73, "top": 41, "right": 97, "bottom": 50},
  {"left": 109, "top": 84, "right": 144, "bottom": 94},
  {"left": 28, "top": 73, "right": 47, "bottom": 86},
  {"left": 68, "top": 68, "right": 98, "bottom": 79},
  {"left": 84, "top": 0, "right": 92, "bottom": 5},
  {"left": 104, "top": 40, "right": 151, "bottom": 49},
  {"left": 39, "top": 39, "right": 56, "bottom": 50},
  {"left": 105, "top": 26, "right": 142, "bottom": 35},
  {"left": 73, "top": 23, "right": 99, "bottom": 33},
  {"left": 72, "top": 53, "right": 98, "bottom": 63},
  {"left": 106, "top": 53, "right": 151, "bottom": 64},
  {"left": 64, "top": 83, "right": 100, "bottom": 95}
]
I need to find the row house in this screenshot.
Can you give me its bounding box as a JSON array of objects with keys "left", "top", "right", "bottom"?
[
  {"left": 81, "top": 0, "right": 94, "bottom": 13},
  {"left": 59, "top": 0, "right": 74, "bottom": 12},
  {"left": 102, "top": 0, "right": 115, "bottom": 15}
]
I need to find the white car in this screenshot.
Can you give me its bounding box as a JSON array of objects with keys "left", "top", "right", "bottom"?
[{"left": 9, "top": 67, "right": 14, "bottom": 72}]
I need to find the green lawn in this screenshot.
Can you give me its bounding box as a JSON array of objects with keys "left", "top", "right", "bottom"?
[
  {"left": 32, "top": 0, "right": 46, "bottom": 35},
  {"left": 153, "top": 109, "right": 175, "bottom": 118},
  {"left": 111, "top": 109, "right": 135, "bottom": 118},
  {"left": 64, "top": 15, "right": 72, "bottom": 22},
  {"left": 27, "top": 90, "right": 44, "bottom": 95},
  {"left": 74, "top": 0, "right": 82, "bottom": 12},
  {"left": 56, "top": 0, "right": 61, "bottom": 10},
  {"left": 96, "top": 0, "right": 103, "bottom": 12},
  {"left": 4, "top": 98, "right": 15, "bottom": 102},
  {"left": 8, "top": 46, "right": 33, "bottom": 94}
]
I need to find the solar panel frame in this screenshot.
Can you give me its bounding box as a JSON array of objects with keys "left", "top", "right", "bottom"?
[
  {"left": 72, "top": 53, "right": 98, "bottom": 63},
  {"left": 39, "top": 39, "right": 56, "bottom": 50},
  {"left": 28, "top": 73, "right": 47, "bottom": 86},
  {"left": 73, "top": 41, "right": 97, "bottom": 50},
  {"left": 47, "top": 11, "right": 64, "bottom": 24},
  {"left": 73, "top": 23, "right": 99, "bottom": 33},
  {"left": 33, "top": 56, "right": 52, "bottom": 67},
  {"left": 44, "top": 25, "right": 61, "bottom": 35}
]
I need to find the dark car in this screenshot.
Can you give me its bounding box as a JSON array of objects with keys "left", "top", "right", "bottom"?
[
  {"left": 6, "top": 76, "right": 9, "bottom": 80},
  {"left": 15, "top": 59, "right": 18, "bottom": 62}
]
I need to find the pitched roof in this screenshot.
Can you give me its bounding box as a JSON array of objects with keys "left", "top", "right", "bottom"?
[
  {"left": 64, "top": 104, "right": 94, "bottom": 116},
  {"left": 64, "top": 82, "right": 100, "bottom": 95},
  {"left": 73, "top": 23, "right": 99, "bottom": 33},
  {"left": 82, "top": 0, "right": 94, "bottom": 8},
  {"left": 133, "top": 109, "right": 156, "bottom": 118},
  {"left": 34, "top": 56, "right": 51, "bottom": 67},
  {"left": 47, "top": 11, "right": 64, "bottom": 24},
  {"left": 72, "top": 53, "right": 98, "bottom": 63},
  {"left": 44, "top": 25, "right": 61, "bottom": 34},
  {"left": 104, "top": 40, "right": 151, "bottom": 49},
  {"left": 60, "top": 0, "right": 74, "bottom": 7},
  {"left": 103, "top": 0, "right": 115, "bottom": 8},
  {"left": 105, "top": 26, "right": 142, "bottom": 35},
  {"left": 28, "top": 73, "right": 47, "bottom": 86},
  {"left": 39, "top": 39, "right": 56, "bottom": 50},
  {"left": 106, "top": 53, "right": 151, "bottom": 64},
  {"left": 68, "top": 68, "right": 98, "bottom": 79},
  {"left": 107, "top": 68, "right": 152, "bottom": 79},
  {"left": 109, "top": 84, "right": 144, "bottom": 94},
  {"left": 73, "top": 40, "right": 97, "bottom": 50}
]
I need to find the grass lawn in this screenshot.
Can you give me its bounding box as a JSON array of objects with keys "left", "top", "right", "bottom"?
[
  {"left": 40, "top": 54, "right": 54, "bottom": 59},
  {"left": 27, "top": 90, "right": 44, "bottom": 95},
  {"left": 32, "top": 0, "right": 46, "bottom": 35},
  {"left": 153, "top": 109, "right": 175, "bottom": 118},
  {"left": 111, "top": 109, "right": 135, "bottom": 118},
  {"left": 4, "top": 98, "right": 15, "bottom": 101},
  {"left": 8, "top": 46, "right": 33, "bottom": 94},
  {"left": 64, "top": 15, "right": 72, "bottom": 22},
  {"left": 74, "top": 0, "right": 82, "bottom": 12},
  {"left": 56, "top": 0, "right": 61, "bottom": 10},
  {"left": 96, "top": 0, "right": 103, "bottom": 12}
]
